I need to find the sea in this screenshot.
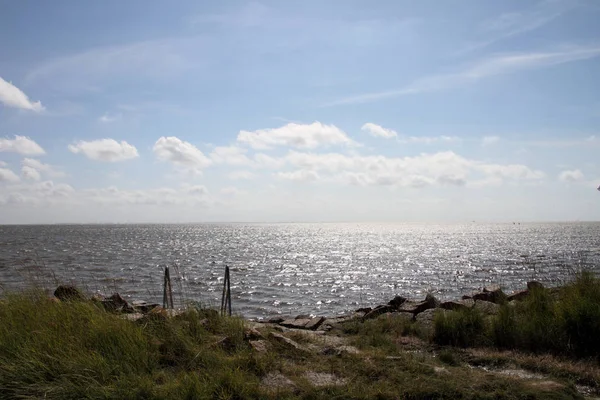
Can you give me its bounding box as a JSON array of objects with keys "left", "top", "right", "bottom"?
[{"left": 1, "top": 223, "right": 599, "bottom": 319}]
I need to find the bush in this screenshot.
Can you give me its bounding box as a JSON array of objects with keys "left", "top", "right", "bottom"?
[{"left": 433, "top": 308, "right": 486, "bottom": 348}]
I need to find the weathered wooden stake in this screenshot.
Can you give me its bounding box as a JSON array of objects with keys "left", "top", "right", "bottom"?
[
  {"left": 220, "top": 265, "right": 232, "bottom": 316},
  {"left": 163, "top": 266, "right": 174, "bottom": 309}
]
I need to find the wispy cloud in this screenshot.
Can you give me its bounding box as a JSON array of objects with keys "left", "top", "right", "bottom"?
[
  {"left": 458, "top": 0, "right": 575, "bottom": 55},
  {"left": 323, "top": 44, "right": 600, "bottom": 106}
]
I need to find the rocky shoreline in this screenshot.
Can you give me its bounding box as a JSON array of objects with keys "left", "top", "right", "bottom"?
[{"left": 51, "top": 280, "right": 551, "bottom": 333}]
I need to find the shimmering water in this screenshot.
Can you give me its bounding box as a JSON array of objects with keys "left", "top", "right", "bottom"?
[{"left": 1, "top": 223, "right": 599, "bottom": 319}]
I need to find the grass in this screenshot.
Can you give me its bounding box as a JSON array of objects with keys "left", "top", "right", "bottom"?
[
  {"left": 431, "top": 271, "right": 600, "bottom": 361},
  {"left": 0, "top": 289, "right": 586, "bottom": 399}
]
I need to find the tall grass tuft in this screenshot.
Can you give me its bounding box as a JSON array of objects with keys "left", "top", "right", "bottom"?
[{"left": 433, "top": 308, "right": 486, "bottom": 348}]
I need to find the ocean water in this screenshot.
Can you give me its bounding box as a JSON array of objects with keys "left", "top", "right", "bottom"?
[{"left": 1, "top": 223, "right": 599, "bottom": 319}]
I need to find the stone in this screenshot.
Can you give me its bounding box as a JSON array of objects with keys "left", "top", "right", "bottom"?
[
  {"left": 378, "top": 311, "right": 414, "bottom": 324},
  {"left": 102, "top": 293, "right": 134, "bottom": 313},
  {"left": 261, "top": 372, "right": 296, "bottom": 393},
  {"left": 472, "top": 286, "right": 505, "bottom": 304},
  {"left": 415, "top": 308, "right": 447, "bottom": 332},
  {"left": 527, "top": 281, "right": 544, "bottom": 291},
  {"left": 461, "top": 295, "right": 473, "bottom": 300},
  {"left": 400, "top": 294, "right": 439, "bottom": 315},
  {"left": 440, "top": 299, "right": 474, "bottom": 312},
  {"left": 303, "top": 371, "right": 347, "bottom": 387},
  {"left": 213, "top": 336, "right": 236, "bottom": 351},
  {"left": 280, "top": 318, "right": 311, "bottom": 329},
  {"left": 507, "top": 290, "right": 529, "bottom": 302},
  {"left": 131, "top": 300, "right": 160, "bottom": 314},
  {"left": 244, "top": 327, "right": 264, "bottom": 341},
  {"left": 473, "top": 300, "right": 500, "bottom": 315},
  {"left": 295, "top": 314, "right": 311, "bottom": 320},
  {"left": 363, "top": 305, "right": 395, "bottom": 320},
  {"left": 249, "top": 340, "right": 269, "bottom": 353},
  {"left": 270, "top": 332, "right": 310, "bottom": 353},
  {"left": 328, "top": 345, "right": 360, "bottom": 356},
  {"left": 122, "top": 313, "right": 144, "bottom": 322},
  {"left": 355, "top": 307, "right": 372, "bottom": 313},
  {"left": 388, "top": 295, "right": 408, "bottom": 308},
  {"left": 304, "top": 317, "right": 325, "bottom": 330},
  {"left": 54, "top": 285, "right": 85, "bottom": 302},
  {"left": 266, "top": 316, "right": 286, "bottom": 324}
]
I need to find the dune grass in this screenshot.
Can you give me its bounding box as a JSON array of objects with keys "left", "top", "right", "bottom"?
[{"left": 433, "top": 271, "right": 600, "bottom": 361}]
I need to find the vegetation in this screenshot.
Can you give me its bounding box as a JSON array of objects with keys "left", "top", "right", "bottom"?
[
  {"left": 0, "top": 270, "right": 598, "bottom": 398},
  {"left": 432, "top": 271, "right": 600, "bottom": 360}
]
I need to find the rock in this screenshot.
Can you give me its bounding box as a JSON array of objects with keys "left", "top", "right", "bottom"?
[
  {"left": 249, "top": 340, "right": 269, "bottom": 353},
  {"left": 388, "top": 295, "right": 408, "bottom": 308},
  {"left": 122, "top": 313, "right": 144, "bottom": 322},
  {"left": 266, "top": 316, "right": 286, "bottom": 324},
  {"left": 355, "top": 307, "right": 372, "bottom": 313},
  {"left": 295, "top": 314, "right": 311, "bottom": 320},
  {"left": 440, "top": 299, "right": 474, "bottom": 312},
  {"left": 213, "top": 336, "right": 236, "bottom": 351},
  {"left": 322, "top": 345, "right": 361, "bottom": 356},
  {"left": 415, "top": 308, "right": 447, "bottom": 332},
  {"left": 102, "top": 293, "right": 134, "bottom": 313},
  {"left": 270, "top": 332, "right": 310, "bottom": 353},
  {"left": 54, "top": 285, "right": 85, "bottom": 302},
  {"left": 462, "top": 295, "right": 473, "bottom": 300},
  {"left": 473, "top": 300, "right": 500, "bottom": 315},
  {"left": 378, "top": 311, "right": 414, "bottom": 325},
  {"left": 280, "top": 318, "right": 311, "bottom": 329},
  {"left": 400, "top": 293, "right": 439, "bottom": 315},
  {"left": 304, "top": 317, "right": 325, "bottom": 330},
  {"left": 244, "top": 327, "right": 264, "bottom": 341},
  {"left": 131, "top": 300, "right": 160, "bottom": 314},
  {"left": 472, "top": 286, "right": 505, "bottom": 304},
  {"left": 261, "top": 372, "right": 296, "bottom": 393},
  {"left": 527, "top": 281, "right": 544, "bottom": 291},
  {"left": 303, "top": 371, "right": 347, "bottom": 387},
  {"left": 363, "top": 305, "right": 395, "bottom": 320},
  {"left": 507, "top": 289, "right": 529, "bottom": 302}
]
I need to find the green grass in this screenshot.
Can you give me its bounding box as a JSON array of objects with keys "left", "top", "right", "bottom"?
[
  {"left": 433, "top": 271, "right": 600, "bottom": 361},
  {"left": 1, "top": 274, "right": 597, "bottom": 399}
]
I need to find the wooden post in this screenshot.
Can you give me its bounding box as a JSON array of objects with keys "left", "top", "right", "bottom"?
[
  {"left": 221, "top": 265, "right": 232, "bottom": 316},
  {"left": 163, "top": 266, "right": 174, "bottom": 309}
]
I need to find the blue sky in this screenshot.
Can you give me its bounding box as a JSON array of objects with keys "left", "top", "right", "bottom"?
[{"left": 1, "top": 0, "right": 599, "bottom": 223}]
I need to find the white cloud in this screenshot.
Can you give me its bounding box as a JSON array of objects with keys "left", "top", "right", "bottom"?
[
  {"left": 0, "top": 161, "right": 6, "bottom": 167},
  {"left": 361, "top": 123, "right": 397, "bottom": 139},
  {"left": 325, "top": 45, "right": 600, "bottom": 106},
  {"left": 276, "top": 169, "right": 320, "bottom": 182},
  {"left": 398, "top": 135, "right": 460, "bottom": 145},
  {"left": 0, "top": 76, "right": 45, "bottom": 112},
  {"left": 482, "top": 136, "right": 501, "bottom": 146},
  {"left": 69, "top": 139, "right": 139, "bottom": 162},
  {"left": 0, "top": 136, "right": 45, "bottom": 155},
  {"left": 0, "top": 167, "right": 20, "bottom": 183},
  {"left": 277, "top": 150, "right": 543, "bottom": 188},
  {"left": 21, "top": 166, "right": 41, "bottom": 181},
  {"left": 220, "top": 186, "right": 241, "bottom": 196},
  {"left": 227, "top": 170, "right": 256, "bottom": 180},
  {"left": 237, "top": 122, "right": 356, "bottom": 149},
  {"left": 558, "top": 169, "right": 585, "bottom": 183},
  {"left": 98, "top": 113, "right": 121, "bottom": 123},
  {"left": 181, "top": 183, "right": 209, "bottom": 195},
  {"left": 153, "top": 136, "right": 212, "bottom": 171},
  {"left": 21, "top": 158, "right": 64, "bottom": 180},
  {"left": 210, "top": 145, "right": 252, "bottom": 166}
]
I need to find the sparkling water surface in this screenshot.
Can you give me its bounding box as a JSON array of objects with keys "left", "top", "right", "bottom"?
[{"left": 1, "top": 223, "right": 599, "bottom": 319}]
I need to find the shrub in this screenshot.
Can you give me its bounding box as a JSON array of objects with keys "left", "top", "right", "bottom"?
[{"left": 433, "top": 308, "right": 486, "bottom": 348}]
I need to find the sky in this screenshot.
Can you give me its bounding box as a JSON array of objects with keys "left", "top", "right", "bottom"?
[{"left": 1, "top": 0, "right": 600, "bottom": 223}]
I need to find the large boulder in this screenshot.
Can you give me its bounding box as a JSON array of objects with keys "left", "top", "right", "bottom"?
[
  {"left": 102, "top": 293, "right": 134, "bottom": 313},
  {"left": 54, "top": 285, "right": 85, "bottom": 302},
  {"left": 400, "top": 293, "right": 439, "bottom": 315},
  {"left": 363, "top": 305, "right": 395, "bottom": 320},
  {"left": 473, "top": 300, "right": 500, "bottom": 315},
  {"left": 472, "top": 285, "right": 506, "bottom": 304},
  {"left": 388, "top": 295, "right": 408, "bottom": 309},
  {"left": 507, "top": 290, "right": 529, "bottom": 302},
  {"left": 527, "top": 281, "right": 544, "bottom": 291},
  {"left": 280, "top": 317, "right": 325, "bottom": 330},
  {"left": 440, "top": 299, "right": 475, "bottom": 312}
]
